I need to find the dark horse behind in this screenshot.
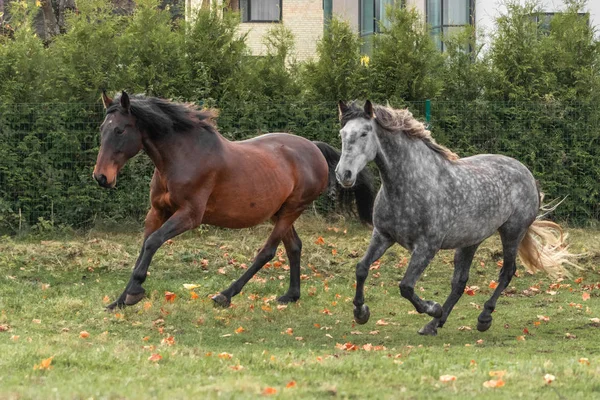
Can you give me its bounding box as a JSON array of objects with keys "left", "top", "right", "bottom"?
[{"left": 94, "top": 91, "right": 374, "bottom": 310}]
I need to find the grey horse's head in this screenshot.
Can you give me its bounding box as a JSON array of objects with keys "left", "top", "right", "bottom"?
[{"left": 335, "top": 100, "right": 378, "bottom": 188}]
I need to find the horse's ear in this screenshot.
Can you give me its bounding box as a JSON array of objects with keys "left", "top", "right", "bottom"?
[
  {"left": 338, "top": 100, "right": 349, "bottom": 121},
  {"left": 364, "top": 100, "right": 374, "bottom": 119},
  {"left": 120, "top": 90, "right": 131, "bottom": 113},
  {"left": 101, "top": 90, "right": 113, "bottom": 109}
]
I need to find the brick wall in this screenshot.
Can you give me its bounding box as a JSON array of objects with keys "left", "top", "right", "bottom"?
[{"left": 189, "top": 0, "right": 323, "bottom": 62}]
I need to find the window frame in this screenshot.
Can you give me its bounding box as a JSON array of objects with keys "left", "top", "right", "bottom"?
[
  {"left": 426, "top": 0, "right": 475, "bottom": 52},
  {"left": 240, "top": 0, "right": 282, "bottom": 23}
]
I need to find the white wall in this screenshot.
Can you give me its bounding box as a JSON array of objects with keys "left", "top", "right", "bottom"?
[{"left": 476, "top": 0, "right": 600, "bottom": 35}]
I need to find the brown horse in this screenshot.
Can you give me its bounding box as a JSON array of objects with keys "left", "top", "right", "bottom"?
[{"left": 94, "top": 91, "right": 374, "bottom": 310}]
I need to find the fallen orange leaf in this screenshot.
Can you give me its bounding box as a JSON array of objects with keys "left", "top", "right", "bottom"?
[
  {"left": 516, "top": 336, "right": 526, "bottom": 341},
  {"left": 33, "top": 356, "right": 53, "bottom": 370},
  {"left": 489, "top": 280, "right": 498, "bottom": 289},
  {"left": 582, "top": 292, "right": 590, "bottom": 301},
  {"left": 575, "top": 277, "right": 583, "bottom": 284},
  {"left": 483, "top": 379, "right": 505, "bottom": 388},
  {"left": 190, "top": 292, "right": 199, "bottom": 299},
  {"left": 544, "top": 374, "right": 555, "bottom": 384},
  {"left": 314, "top": 236, "right": 325, "bottom": 245},
  {"left": 161, "top": 336, "right": 175, "bottom": 346},
  {"left": 579, "top": 358, "right": 590, "bottom": 365},
  {"left": 164, "top": 292, "right": 176, "bottom": 303},
  {"left": 286, "top": 381, "right": 297, "bottom": 389},
  {"left": 148, "top": 353, "right": 162, "bottom": 362},
  {"left": 439, "top": 375, "right": 456, "bottom": 383},
  {"left": 489, "top": 370, "right": 506, "bottom": 378},
  {"left": 376, "top": 319, "right": 389, "bottom": 326},
  {"left": 235, "top": 326, "right": 245, "bottom": 334},
  {"left": 79, "top": 331, "right": 90, "bottom": 339},
  {"left": 262, "top": 387, "right": 277, "bottom": 395},
  {"left": 102, "top": 295, "right": 110, "bottom": 304},
  {"left": 143, "top": 301, "right": 152, "bottom": 311},
  {"left": 218, "top": 352, "right": 233, "bottom": 359}
]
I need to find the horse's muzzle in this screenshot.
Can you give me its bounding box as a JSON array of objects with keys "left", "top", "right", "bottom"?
[
  {"left": 94, "top": 173, "right": 115, "bottom": 189},
  {"left": 336, "top": 169, "right": 355, "bottom": 188}
]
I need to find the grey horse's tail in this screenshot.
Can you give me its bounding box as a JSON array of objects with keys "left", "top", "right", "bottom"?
[
  {"left": 518, "top": 193, "right": 580, "bottom": 278},
  {"left": 313, "top": 141, "right": 375, "bottom": 225}
]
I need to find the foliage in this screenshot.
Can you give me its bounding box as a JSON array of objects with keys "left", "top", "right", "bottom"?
[
  {"left": 302, "top": 17, "right": 366, "bottom": 102},
  {"left": 369, "top": 4, "right": 444, "bottom": 102},
  {"left": 0, "top": 0, "right": 599, "bottom": 231}
]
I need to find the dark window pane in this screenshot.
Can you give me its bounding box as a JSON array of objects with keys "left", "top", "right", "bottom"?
[
  {"left": 361, "top": 0, "right": 375, "bottom": 36},
  {"left": 251, "top": 0, "right": 280, "bottom": 21},
  {"left": 427, "top": 0, "right": 441, "bottom": 28},
  {"left": 240, "top": 0, "right": 280, "bottom": 22},
  {"left": 444, "top": 0, "right": 469, "bottom": 25}
]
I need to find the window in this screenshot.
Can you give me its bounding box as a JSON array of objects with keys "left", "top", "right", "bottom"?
[
  {"left": 359, "top": 0, "right": 401, "bottom": 53},
  {"left": 240, "top": 0, "right": 282, "bottom": 22},
  {"left": 530, "top": 12, "right": 589, "bottom": 34},
  {"left": 426, "top": 0, "right": 474, "bottom": 51}
]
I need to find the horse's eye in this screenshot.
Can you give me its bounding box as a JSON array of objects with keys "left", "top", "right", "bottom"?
[
  {"left": 361, "top": 132, "right": 368, "bottom": 138},
  {"left": 114, "top": 127, "right": 124, "bottom": 135}
]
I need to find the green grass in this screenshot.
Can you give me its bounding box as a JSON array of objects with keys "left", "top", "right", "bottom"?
[{"left": 0, "top": 216, "right": 599, "bottom": 399}]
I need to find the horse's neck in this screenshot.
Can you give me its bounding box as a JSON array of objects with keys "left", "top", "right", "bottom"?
[
  {"left": 375, "top": 131, "right": 447, "bottom": 190},
  {"left": 142, "top": 129, "right": 224, "bottom": 177}
]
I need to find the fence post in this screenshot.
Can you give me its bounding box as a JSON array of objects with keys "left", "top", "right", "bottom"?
[{"left": 425, "top": 99, "right": 431, "bottom": 124}]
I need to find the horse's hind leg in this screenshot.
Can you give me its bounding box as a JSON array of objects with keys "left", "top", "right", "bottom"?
[
  {"left": 418, "top": 244, "right": 480, "bottom": 336},
  {"left": 477, "top": 225, "right": 526, "bottom": 332},
  {"left": 278, "top": 226, "right": 302, "bottom": 304},
  {"left": 212, "top": 210, "right": 302, "bottom": 308}
]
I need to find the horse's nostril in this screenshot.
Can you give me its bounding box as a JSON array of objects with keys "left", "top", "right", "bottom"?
[
  {"left": 343, "top": 170, "right": 352, "bottom": 181},
  {"left": 95, "top": 174, "right": 108, "bottom": 187}
]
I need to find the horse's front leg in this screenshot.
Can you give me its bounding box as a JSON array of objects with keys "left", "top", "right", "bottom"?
[
  {"left": 399, "top": 246, "right": 440, "bottom": 320},
  {"left": 105, "top": 209, "right": 167, "bottom": 310},
  {"left": 108, "top": 208, "right": 199, "bottom": 308},
  {"left": 353, "top": 229, "right": 393, "bottom": 324}
]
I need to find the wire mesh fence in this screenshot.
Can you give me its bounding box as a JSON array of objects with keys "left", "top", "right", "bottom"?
[{"left": 0, "top": 99, "right": 598, "bottom": 234}]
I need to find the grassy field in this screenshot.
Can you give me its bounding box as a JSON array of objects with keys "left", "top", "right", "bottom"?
[{"left": 0, "top": 215, "right": 599, "bottom": 399}]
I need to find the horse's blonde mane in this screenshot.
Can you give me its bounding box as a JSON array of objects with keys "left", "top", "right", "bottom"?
[{"left": 373, "top": 105, "right": 459, "bottom": 161}]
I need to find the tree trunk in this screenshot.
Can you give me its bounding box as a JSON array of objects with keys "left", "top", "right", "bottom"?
[{"left": 37, "top": 0, "right": 60, "bottom": 41}]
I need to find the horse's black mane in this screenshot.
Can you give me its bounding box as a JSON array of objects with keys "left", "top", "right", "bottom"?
[{"left": 107, "top": 94, "right": 218, "bottom": 137}]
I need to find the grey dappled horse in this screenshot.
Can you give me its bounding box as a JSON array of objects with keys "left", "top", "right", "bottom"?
[{"left": 335, "top": 100, "right": 577, "bottom": 336}]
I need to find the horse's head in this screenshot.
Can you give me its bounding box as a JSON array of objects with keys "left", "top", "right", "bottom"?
[
  {"left": 335, "top": 100, "right": 378, "bottom": 188},
  {"left": 94, "top": 91, "right": 143, "bottom": 188}
]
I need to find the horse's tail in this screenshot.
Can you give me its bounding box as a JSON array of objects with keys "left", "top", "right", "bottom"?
[
  {"left": 313, "top": 141, "right": 375, "bottom": 225},
  {"left": 517, "top": 194, "right": 580, "bottom": 278}
]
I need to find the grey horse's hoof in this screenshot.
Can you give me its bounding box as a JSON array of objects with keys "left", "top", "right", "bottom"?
[
  {"left": 477, "top": 319, "right": 492, "bottom": 332},
  {"left": 124, "top": 290, "right": 145, "bottom": 306},
  {"left": 418, "top": 322, "right": 438, "bottom": 336},
  {"left": 277, "top": 294, "right": 300, "bottom": 304},
  {"left": 212, "top": 293, "right": 231, "bottom": 308},
  {"left": 354, "top": 304, "right": 371, "bottom": 325}
]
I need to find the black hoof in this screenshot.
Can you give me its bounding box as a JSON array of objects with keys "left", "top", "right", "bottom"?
[
  {"left": 418, "top": 323, "right": 438, "bottom": 336},
  {"left": 124, "top": 291, "right": 146, "bottom": 306},
  {"left": 277, "top": 294, "right": 300, "bottom": 304},
  {"left": 428, "top": 303, "right": 443, "bottom": 319},
  {"left": 477, "top": 319, "right": 492, "bottom": 332},
  {"left": 354, "top": 304, "right": 370, "bottom": 325},
  {"left": 212, "top": 293, "right": 231, "bottom": 308},
  {"left": 105, "top": 300, "right": 125, "bottom": 312}
]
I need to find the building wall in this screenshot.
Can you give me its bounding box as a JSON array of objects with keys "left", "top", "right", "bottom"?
[
  {"left": 475, "top": 0, "right": 600, "bottom": 34},
  {"left": 332, "top": 0, "right": 425, "bottom": 33},
  {"left": 189, "top": 0, "right": 323, "bottom": 61}
]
